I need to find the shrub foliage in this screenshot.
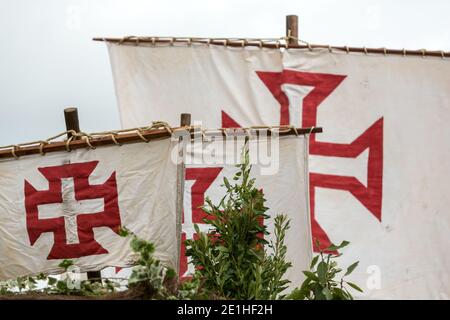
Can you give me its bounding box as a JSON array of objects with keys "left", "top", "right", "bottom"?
[{"left": 185, "top": 149, "right": 292, "bottom": 299}]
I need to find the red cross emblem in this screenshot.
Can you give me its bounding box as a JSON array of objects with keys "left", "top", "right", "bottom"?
[
  {"left": 24, "top": 161, "right": 122, "bottom": 260},
  {"left": 221, "top": 70, "right": 383, "bottom": 252}
]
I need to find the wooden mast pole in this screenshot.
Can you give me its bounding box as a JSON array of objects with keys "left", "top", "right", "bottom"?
[
  {"left": 286, "top": 15, "right": 299, "bottom": 46},
  {"left": 64, "top": 107, "right": 102, "bottom": 282},
  {"left": 64, "top": 108, "right": 80, "bottom": 139},
  {"left": 175, "top": 113, "right": 190, "bottom": 275}
]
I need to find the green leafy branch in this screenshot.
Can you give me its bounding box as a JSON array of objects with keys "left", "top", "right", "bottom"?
[
  {"left": 185, "top": 148, "right": 292, "bottom": 300},
  {"left": 288, "top": 240, "right": 363, "bottom": 300}
]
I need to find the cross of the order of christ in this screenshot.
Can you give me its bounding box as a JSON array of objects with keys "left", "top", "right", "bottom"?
[
  {"left": 37, "top": 177, "right": 104, "bottom": 245},
  {"left": 223, "top": 69, "right": 383, "bottom": 252},
  {"left": 24, "top": 161, "right": 122, "bottom": 259}
]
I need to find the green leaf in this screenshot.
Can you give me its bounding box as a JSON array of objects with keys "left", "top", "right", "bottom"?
[
  {"left": 48, "top": 277, "right": 57, "bottom": 286},
  {"left": 56, "top": 281, "right": 67, "bottom": 291},
  {"left": 36, "top": 273, "right": 47, "bottom": 280},
  {"left": 310, "top": 255, "right": 319, "bottom": 269},
  {"left": 312, "top": 283, "right": 326, "bottom": 300},
  {"left": 165, "top": 268, "right": 176, "bottom": 279},
  {"left": 58, "top": 259, "right": 74, "bottom": 271},
  {"left": 217, "top": 246, "right": 229, "bottom": 253},
  {"left": 332, "top": 287, "right": 350, "bottom": 300},
  {"left": 317, "top": 262, "right": 328, "bottom": 286},
  {"left": 322, "top": 287, "right": 333, "bottom": 300},
  {"left": 344, "top": 261, "right": 359, "bottom": 276},
  {"left": 28, "top": 277, "right": 37, "bottom": 284},
  {"left": 118, "top": 226, "right": 131, "bottom": 237},
  {"left": 346, "top": 281, "right": 363, "bottom": 293},
  {"left": 327, "top": 240, "right": 350, "bottom": 251},
  {"left": 302, "top": 271, "right": 318, "bottom": 281},
  {"left": 223, "top": 177, "right": 231, "bottom": 188}
]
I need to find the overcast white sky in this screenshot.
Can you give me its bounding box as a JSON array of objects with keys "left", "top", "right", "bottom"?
[{"left": 0, "top": 0, "right": 449, "bottom": 145}]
